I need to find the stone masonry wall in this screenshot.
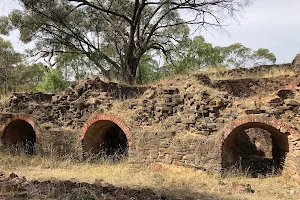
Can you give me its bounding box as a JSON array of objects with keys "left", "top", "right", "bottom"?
[
  {"left": 1, "top": 83, "right": 300, "bottom": 176},
  {"left": 1, "top": 55, "right": 300, "bottom": 180}
]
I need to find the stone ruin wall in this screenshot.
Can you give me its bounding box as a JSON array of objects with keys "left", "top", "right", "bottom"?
[{"left": 1, "top": 56, "right": 300, "bottom": 180}]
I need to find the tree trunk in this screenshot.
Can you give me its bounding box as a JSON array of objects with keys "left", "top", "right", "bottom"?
[
  {"left": 4, "top": 69, "right": 8, "bottom": 94},
  {"left": 123, "top": 56, "right": 139, "bottom": 85}
]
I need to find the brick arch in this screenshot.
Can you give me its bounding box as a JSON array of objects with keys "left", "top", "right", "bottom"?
[
  {"left": 81, "top": 113, "right": 134, "bottom": 149},
  {"left": 221, "top": 114, "right": 300, "bottom": 175},
  {"left": 0, "top": 114, "right": 40, "bottom": 142},
  {"left": 222, "top": 114, "right": 299, "bottom": 143}
]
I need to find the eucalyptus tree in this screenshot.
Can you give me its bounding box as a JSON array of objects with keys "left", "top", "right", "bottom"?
[
  {"left": 0, "top": 37, "right": 47, "bottom": 94},
  {"left": 172, "top": 36, "right": 224, "bottom": 73},
  {"left": 1, "top": 0, "right": 250, "bottom": 84},
  {"left": 0, "top": 37, "right": 22, "bottom": 94},
  {"left": 165, "top": 38, "right": 277, "bottom": 74},
  {"left": 55, "top": 52, "right": 97, "bottom": 81},
  {"left": 222, "top": 43, "right": 276, "bottom": 68}
]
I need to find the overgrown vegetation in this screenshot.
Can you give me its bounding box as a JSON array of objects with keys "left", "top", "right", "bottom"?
[{"left": 36, "top": 69, "right": 69, "bottom": 93}]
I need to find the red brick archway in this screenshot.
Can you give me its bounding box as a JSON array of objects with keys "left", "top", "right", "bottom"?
[
  {"left": 221, "top": 115, "right": 300, "bottom": 176},
  {"left": 223, "top": 115, "right": 299, "bottom": 142},
  {"left": 0, "top": 114, "right": 40, "bottom": 141},
  {"left": 81, "top": 113, "right": 133, "bottom": 147},
  {"left": 81, "top": 113, "right": 134, "bottom": 158},
  {"left": 0, "top": 114, "right": 40, "bottom": 154}
]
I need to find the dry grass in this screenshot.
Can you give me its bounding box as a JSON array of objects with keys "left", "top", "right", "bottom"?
[
  {"left": 0, "top": 93, "right": 11, "bottom": 110},
  {"left": 203, "top": 65, "right": 228, "bottom": 74},
  {"left": 205, "top": 67, "right": 296, "bottom": 81},
  {"left": 260, "top": 68, "right": 296, "bottom": 78},
  {"left": 0, "top": 153, "right": 299, "bottom": 200},
  {"left": 152, "top": 66, "right": 296, "bottom": 86}
]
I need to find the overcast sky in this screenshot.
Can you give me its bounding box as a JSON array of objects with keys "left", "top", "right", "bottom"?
[{"left": 1, "top": 0, "right": 300, "bottom": 64}]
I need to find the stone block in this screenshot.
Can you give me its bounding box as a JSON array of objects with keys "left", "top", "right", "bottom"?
[
  {"left": 182, "top": 116, "right": 196, "bottom": 124},
  {"left": 245, "top": 108, "right": 266, "bottom": 114},
  {"left": 207, "top": 123, "right": 217, "bottom": 130},
  {"left": 161, "top": 87, "right": 179, "bottom": 95}
]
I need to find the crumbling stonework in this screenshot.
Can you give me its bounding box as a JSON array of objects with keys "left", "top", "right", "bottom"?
[
  {"left": 292, "top": 54, "right": 300, "bottom": 66},
  {"left": 1, "top": 55, "right": 300, "bottom": 180}
]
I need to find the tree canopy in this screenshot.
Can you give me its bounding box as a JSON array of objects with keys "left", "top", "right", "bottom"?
[
  {"left": 162, "top": 37, "right": 277, "bottom": 75},
  {"left": 0, "top": 37, "right": 22, "bottom": 94},
  {"left": 169, "top": 36, "right": 224, "bottom": 74},
  {"left": 1, "top": 0, "right": 250, "bottom": 84},
  {"left": 222, "top": 43, "right": 276, "bottom": 68},
  {"left": 0, "top": 36, "right": 48, "bottom": 95}
]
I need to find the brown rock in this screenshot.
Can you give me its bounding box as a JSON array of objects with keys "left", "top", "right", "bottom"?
[
  {"left": 277, "top": 89, "right": 295, "bottom": 99},
  {"left": 285, "top": 99, "right": 300, "bottom": 106},
  {"left": 245, "top": 108, "right": 266, "bottom": 114}
]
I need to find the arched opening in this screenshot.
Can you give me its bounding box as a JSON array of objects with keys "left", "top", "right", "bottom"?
[
  {"left": 1, "top": 119, "right": 36, "bottom": 155},
  {"left": 82, "top": 120, "right": 128, "bottom": 160},
  {"left": 222, "top": 122, "right": 288, "bottom": 177}
]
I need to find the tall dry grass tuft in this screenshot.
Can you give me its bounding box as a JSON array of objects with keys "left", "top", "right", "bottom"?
[
  {"left": 203, "top": 65, "right": 228, "bottom": 74},
  {"left": 205, "top": 66, "right": 296, "bottom": 81},
  {"left": 221, "top": 160, "right": 281, "bottom": 180},
  {"left": 0, "top": 93, "right": 11, "bottom": 110}
]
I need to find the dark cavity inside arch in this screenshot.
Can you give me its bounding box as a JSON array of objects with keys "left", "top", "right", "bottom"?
[
  {"left": 82, "top": 120, "right": 128, "bottom": 160},
  {"left": 222, "top": 122, "right": 288, "bottom": 177},
  {"left": 1, "top": 119, "right": 36, "bottom": 155}
]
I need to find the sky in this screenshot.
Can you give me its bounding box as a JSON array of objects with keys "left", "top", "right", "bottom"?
[{"left": 0, "top": 0, "right": 300, "bottom": 64}]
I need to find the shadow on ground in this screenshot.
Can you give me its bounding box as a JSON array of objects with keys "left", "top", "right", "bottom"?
[
  {"left": 0, "top": 170, "right": 247, "bottom": 200},
  {"left": 27, "top": 179, "right": 243, "bottom": 200}
]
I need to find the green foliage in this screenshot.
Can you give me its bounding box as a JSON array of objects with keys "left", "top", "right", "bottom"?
[
  {"left": 252, "top": 48, "right": 277, "bottom": 65},
  {"left": 11, "top": 63, "right": 47, "bottom": 92},
  {"left": 222, "top": 43, "right": 252, "bottom": 68},
  {"left": 164, "top": 38, "right": 277, "bottom": 76},
  {"left": 37, "top": 69, "right": 68, "bottom": 93},
  {"left": 222, "top": 43, "right": 277, "bottom": 68},
  {"left": 137, "top": 55, "right": 164, "bottom": 85},
  {"left": 0, "top": 37, "right": 22, "bottom": 94},
  {"left": 0, "top": 16, "right": 13, "bottom": 35},
  {"left": 1, "top": 0, "right": 249, "bottom": 84},
  {"left": 172, "top": 36, "right": 224, "bottom": 74},
  {"left": 55, "top": 52, "right": 96, "bottom": 81},
  {"left": 0, "top": 36, "right": 49, "bottom": 94}
]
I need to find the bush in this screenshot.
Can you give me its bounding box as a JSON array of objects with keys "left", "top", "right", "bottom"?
[{"left": 37, "top": 69, "right": 68, "bottom": 92}]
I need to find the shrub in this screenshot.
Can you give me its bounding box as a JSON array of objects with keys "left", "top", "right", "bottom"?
[{"left": 37, "top": 69, "right": 68, "bottom": 92}]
